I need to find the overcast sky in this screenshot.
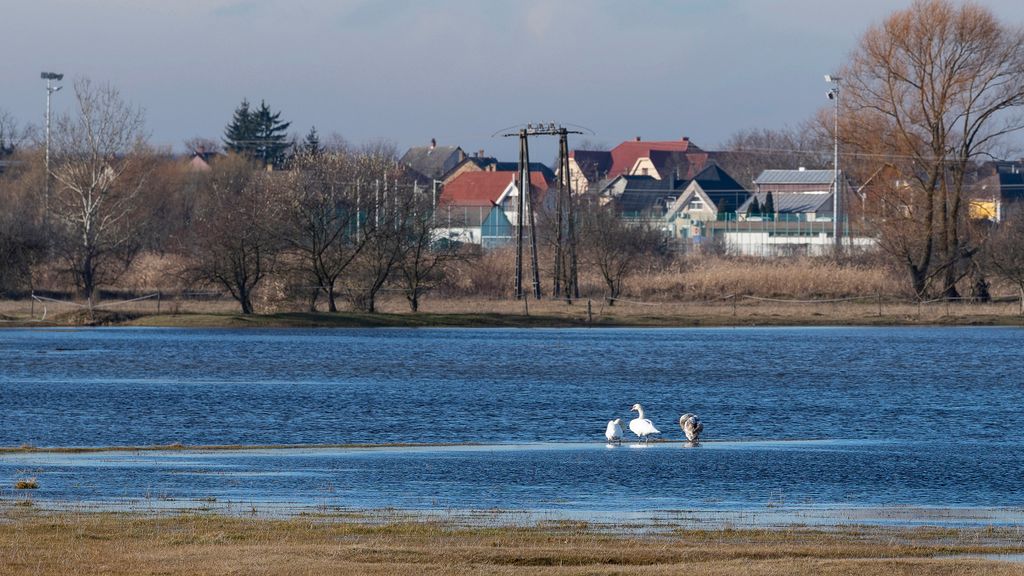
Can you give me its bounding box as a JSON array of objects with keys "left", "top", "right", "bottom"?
[{"left": 4, "top": 0, "right": 1023, "bottom": 161}]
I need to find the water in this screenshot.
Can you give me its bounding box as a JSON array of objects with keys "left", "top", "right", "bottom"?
[{"left": 2, "top": 326, "right": 1023, "bottom": 525}]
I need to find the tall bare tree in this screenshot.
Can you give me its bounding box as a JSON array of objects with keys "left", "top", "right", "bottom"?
[
  {"left": 842, "top": 0, "right": 1024, "bottom": 298},
  {"left": 579, "top": 201, "right": 665, "bottom": 305},
  {"left": 716, "top": 125, "right": 830, "bottom": 190},
  {"left": 185, "top": 155, "right": 282, "bottom": 314},
  {"left": 0, "top": 152, "right": 46, "bottom": 295},
  {"left": 395, "top": 187, "right": 463, "bottom": 312},
  {"left": 983, "top": 207, "right": 1024, "bottom": 314},
  {"left": 48, "top": 78, "right": 154, "bottom": 304},
  {"left": 340, "top": 144, "right": 412, "bottom": 313},
  {"left": 280, "top": 148, "right": 367, "bottom": 312}
]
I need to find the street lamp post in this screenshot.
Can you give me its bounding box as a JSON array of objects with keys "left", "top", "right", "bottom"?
[
  {"left": 41, "top": 72, "right": 64, "bottom": 214},
  {"left": 825, "top": 74, "right": 841, "bottom": 248}
]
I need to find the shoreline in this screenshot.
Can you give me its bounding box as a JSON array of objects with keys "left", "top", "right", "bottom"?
[
  {"left": 1, "top": 508, "right": 1023, "bottom": 575},
  {"left": 1, "top": 307, "right": 1023, "bottom": 329}
]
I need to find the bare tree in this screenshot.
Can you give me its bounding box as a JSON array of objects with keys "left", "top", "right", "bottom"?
[
  {"left": 0, "top": 152, "right": 46, "bottom": 295},
  {"left": 983, "top": 207, "right": 1024, "bottom": 314},
  {"left": 842, "top": 0, "right": 1024, "bottom": 298},
  {"left": 579, "top": 201, "right": 665, "bottom": 305},
  {"left": 280, "top": 148, "right": 367, "bottom": 312},
  {"left": 48, "top": 78, "right": 154, "bottom": 304},
  {"left": 395, "top": 188, "right": 463, "bottom": 312},
  {"left": 340, "top": 144, "right": 413, "bottom": 313},
  {"left": 0, "top": 109, "right": 31, "bottom": 157},
  {"left": 185, "top": 155, "right": 282, "bottom": 314},
  {"left": 715, "top": 125, "right": 830, "bottom": 189},
  {"left": 183, "top": 137, "right": 221, "bottom": 157}
]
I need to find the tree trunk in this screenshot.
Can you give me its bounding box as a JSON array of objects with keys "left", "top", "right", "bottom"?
[
  {"left": 327, "top": 283, "right": 338, "bottom": 313},
  {"left": 239, "top": 286, "right": 254, "bottom": 315},
  {"left": 909, "top": 264, "right": 928, "bottom": 299},
  {"left": 307, "top": 287, "right": 319, "bottom": 312},
  {"left": 409, "top": 293, "right": 419, "bottom": 312}
]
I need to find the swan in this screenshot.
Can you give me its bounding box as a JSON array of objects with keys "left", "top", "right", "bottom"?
[
  {"left": 628, "top": 404, "right": 660, "bottom": 442},
  {"left": 605, "top": 418, "right": 623, "bottom": 443},
  {"left": 679, "top": 413, "right": 704, "bottom": 442}
]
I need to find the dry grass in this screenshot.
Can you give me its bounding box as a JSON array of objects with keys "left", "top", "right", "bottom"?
[
  {"left": 13, "top": 478, "right": 38, "bottom": 490},
  {"left": 0, "top": 510, "right": 1022, "bottom": 575},
  {"left": 2, "top": 253, "right": 1021, "bottom": 327}
]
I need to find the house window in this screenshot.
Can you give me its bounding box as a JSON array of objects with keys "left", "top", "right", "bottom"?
[
  {"left": 689, "top": 198, "right": 704, "bottom": 211},
  {"left": 641, "top": 167, "right": 649, "bottom": 176}
]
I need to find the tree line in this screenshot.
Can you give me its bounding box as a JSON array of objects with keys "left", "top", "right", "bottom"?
[{"left": 3, "top": 0, "right": 1024, "bottom": 311}]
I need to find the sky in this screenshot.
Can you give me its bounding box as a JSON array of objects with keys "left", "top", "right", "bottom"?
[{"left": 3, "top": 0, "right": 1023, "bottom": 162}]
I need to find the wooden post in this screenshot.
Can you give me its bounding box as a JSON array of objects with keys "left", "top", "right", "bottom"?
[
  {"left": 157, "top": 292, "right": 161, "bottom": 315},
  {"left": 587, "top": 299, "right": 593, "bottom": 323},
  {"left": 877, "top": 292, "right": 882, "bottom": 317}
]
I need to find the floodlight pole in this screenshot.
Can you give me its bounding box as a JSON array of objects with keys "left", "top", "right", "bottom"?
[
  {"left": 826, "top": 75, "right": 841, "bottom": 248},
  {"left": 41, "top": 72, "right": 64, "bottom": 215}
]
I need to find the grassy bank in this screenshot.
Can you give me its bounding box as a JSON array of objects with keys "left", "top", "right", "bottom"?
[
  {"left": 1, "top": 509, "right": 1022, "bottom": 575},
  {"left": 2, "top": 297, "right": 1023, "bottom": 328}
]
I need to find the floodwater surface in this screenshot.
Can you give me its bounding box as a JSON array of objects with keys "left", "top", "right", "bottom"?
[{"left": 2, "top": 327, "right": 1023, "bottom": 525}]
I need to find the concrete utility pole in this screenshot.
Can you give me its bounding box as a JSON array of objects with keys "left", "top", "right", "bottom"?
[
  {"left": 826, "top": 74, "right": 841, "bottom": 248},
  {"left": 41, "top": 71, "right": 64, "bottom": 214}
]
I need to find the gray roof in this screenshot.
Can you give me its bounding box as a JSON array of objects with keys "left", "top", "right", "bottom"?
[
  {"left": 754, "top": 169, "right": 834, "bottom": 185},
  {"left": 400, "top": 145, "right": 464, "bottom": 180},
  {"left": 738, "top": 191, "right": 833, "bottom": 215}
]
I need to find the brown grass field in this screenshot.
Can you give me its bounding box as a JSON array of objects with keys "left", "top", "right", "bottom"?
[{"left": 1, "top": 509, "right": 1023, "bottom": 575}]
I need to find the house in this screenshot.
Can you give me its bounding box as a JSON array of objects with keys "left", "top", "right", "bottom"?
[
  {"left": 400, "top": 139, "right": 466, "bottom": 184},
  {"left": 664, "top": 164, "right": 749, "bottom": 239},
  {"left": 599, "top": 174, "right": 682, "bottom": 221},
  {"left": 436, "top": 170, "right": 551, "bottom": 248},
  {"left": 971, "top": 160, "right": 1024, "bottom": 221},
  {"left": 566, "top": 136, "right": 708, "bottom": 194}
]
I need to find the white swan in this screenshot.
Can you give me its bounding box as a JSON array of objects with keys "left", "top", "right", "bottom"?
[
  {"left": 605, "top": 418, "right": 623, "bottom": 443},
  {"left": 679, "top": 413, "right": 704, "bottom": 442},
  {"left": 628, "top": 403, "right": 660, "bottom": 442}
]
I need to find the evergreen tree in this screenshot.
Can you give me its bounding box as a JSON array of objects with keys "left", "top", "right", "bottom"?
[
  {"left": 223, "top": 99, "right": 292, "bottom": 167},
  {"left": 763, "top": 190, "right": 775, "bottom": 216},
  {"left": 302, "top": 126, "right": 322, "bottom": 156},
  {"left": 251, "top": 100, "right": 291, "bottom": 167},
  {"left": 748, "top": 196, "right": 761, "bottom": 216},
  {"left": 223, "top": 99, "right": 255, "bottom": 156}
]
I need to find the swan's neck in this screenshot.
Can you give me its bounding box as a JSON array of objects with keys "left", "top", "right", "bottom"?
[{"left": 635, "top": 407, "right": 645, "bottom": 419}]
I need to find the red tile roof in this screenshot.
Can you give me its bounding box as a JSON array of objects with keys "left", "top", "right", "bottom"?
[
  {"left": 571, "top": 138, "right": 702, "bottom": 181},
  {"left": 441, "top": 171, "right": 549, "bottom": 206},
  {"left": 607, "top": 139, "right": 699, "bottom": 178}
]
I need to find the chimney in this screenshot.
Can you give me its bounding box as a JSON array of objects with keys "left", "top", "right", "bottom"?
[
  {"left": 430, "top": 138, "right": 436, "bottom": 150},
  {"left": 635, "top": 136, "right": 641, "bottom": 142},
  {"left": 682, "top": 136, "right": 689, "bottom": 142},
  {"left": 478, "top": 149, "right": 485, "bottom": 158}
]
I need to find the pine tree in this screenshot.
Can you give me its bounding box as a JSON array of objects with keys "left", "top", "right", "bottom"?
[
  {"left": 222, "top": 99, "right": 292, "bottom": 167},
  {"left": 763, "top": 190, "right": 775, "bottom": 217},
  {"left": 749, "top": 196, "right": 761, "bottom": 216},
  {"left": 223, "top": 99, "right": 255, "bottom": 156},
  {"left": 302, "top": 126, "right": 322, "bottom": 156},
  {"left": 251, "top": 100, "right": 291, "bottom": 167}
]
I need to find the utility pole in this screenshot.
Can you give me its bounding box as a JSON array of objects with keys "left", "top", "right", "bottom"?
[
  {"left": 826, "top": 74, "right": 841, "bottom": 249},
  {"left": 41, "top": 72, "right": 64, "bottom": 215},
  {"left": 501, "top": 123, "right": 584, "bottom": 301}
]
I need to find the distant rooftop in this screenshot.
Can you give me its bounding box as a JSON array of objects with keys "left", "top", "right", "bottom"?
[{"left": 755, "top": 169, "right": 834, "bottom": 185}]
